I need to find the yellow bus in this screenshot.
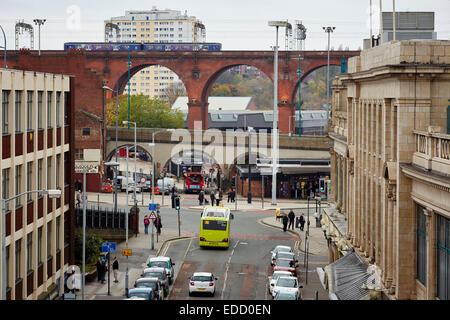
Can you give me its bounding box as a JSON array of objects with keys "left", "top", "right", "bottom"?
[{"left": 199, "top": 206, "right": 234, "bottom": 248}]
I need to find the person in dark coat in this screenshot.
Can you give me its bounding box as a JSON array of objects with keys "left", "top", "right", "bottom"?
[
  {"left": 112, "top": 257, "right": 119, "bottom": 283},
  {"left": 96, "top": 257, "right": 102, "bottom": 282},
  {"left": 100, "top": 258, "right": 107, "bottom": 284},
  {"left": 282, "top": 214, "right": 289, "bottom": 232},
  {"left": 210, "top": 191, "right": 215, "bottom": 206},
  {"left": 154, "top": 213, "right": 162, "bottom": 236},
  {"left": 231, "top": 188, "right": 236, "bottom": 203},
  {"left": 288, "top": 210, "right": 295, "bottom": 230},
  {"left": 299, "top": 213, "right": 306, "bottom": 231},
  {"left": 216, "top": 189, "right": 223, "bottom": 206},
  {"left": 198, "top": 190, "right": 204, "bottom": 205}
]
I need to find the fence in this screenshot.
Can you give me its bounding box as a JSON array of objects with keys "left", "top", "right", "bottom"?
[{"left": 75, "top": 206, "right": 138, "bottom": 233}]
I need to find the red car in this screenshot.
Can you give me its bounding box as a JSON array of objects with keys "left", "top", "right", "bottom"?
[{"left": 273, "top": 258, "right": 297, "bottom": 276}]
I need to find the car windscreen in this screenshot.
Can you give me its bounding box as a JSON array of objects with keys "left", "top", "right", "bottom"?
[
  {"left": 202, "top": 219, "right": 227, "bottom": 231},
  {"left": 136, "top": 282, "right": 157, "bottom": 290},
  {"left": 274, "top": 247, "right": 291, "bottom": 254},
  {"left": 277, "top": 278, "right": 297, "bottom": 288},
  {"left": 129, "top": 292, "right": 149, "bottom": 299},
  {"left": 276, "top": 260, "right": 295, "bottom": 268},
  {"left": 143, "top": 271, "right": 164, "bottom": 279},
  {"left": 273, "top": 273, "right": 290, "bottom": 280},
  {"left": 149, "top": 261, "right": 168, "bottom": 268},
  {"left": 277, "top": 253, "right": 294, "bottom": 259},
  {"left": 276, "top": 292, "right": 297, "bottom": 300},
  {"left": 192, "top": 276, "right": 213, "bottom": 282}
]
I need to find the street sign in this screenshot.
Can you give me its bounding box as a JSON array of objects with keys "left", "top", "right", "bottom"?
[
  {"left": 149, "top": 211, "right": 157, "bottom": 220},
  {"left": 122, "top": 249, "right": 132, "bottom": 256},
  {"left": 102, "top": 242, "right": 117, "bottom": 253},
  {"left": 140, "top": 177, "right": 146, "bottom": 184},
  {"left": 149, "top": 203, "right": 157, "bottom": 211}
]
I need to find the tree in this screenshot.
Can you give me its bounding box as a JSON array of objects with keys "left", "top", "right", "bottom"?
[
  {"left": 106, "top": 94, "right": 185, "bottom": 129},
  {"left": 74, "top": 231, "right": 103, "bottom": 265},
  {"left": 163, "top": 81, "right": 187, "bottom": 107}
]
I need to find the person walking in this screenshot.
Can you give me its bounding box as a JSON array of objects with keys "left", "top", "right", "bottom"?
[
  {"left": 231, "top": 188, "right": 236, "bottom": 203},
  {"left": 100, "top": 258, "right": 107, "bottom": 284},
  {"left": 112, "top": 257, "right": 119, "bottom": 283},
  {"left": 282, "top": 213, "right": 289, "bottom": 232},
  {"left": 299, "top": 213, "right": 306, "bottom": 231},
  {"left": 216, "top": 189, "right": 223, "bottom": 206},
  {"left": 144, "top": 214, "right": 150, "bottom": 235},
  {"left": 154, "top": 213, "right": 162, "bottom": 236},
  {"left": 288, "top": 210, "right": 295, "bottom": 230},
  {"left": 210, "top": 191, "right": 215, "bottom": 207},
  {"left": 227, "top": 190, "right": 232, "bottom": 203},
  {"left": 198, "top": 190, "right": 204, "bottom": 205},
  {"left": 96, "top": 257, "right": 102, "bottom": 282}
]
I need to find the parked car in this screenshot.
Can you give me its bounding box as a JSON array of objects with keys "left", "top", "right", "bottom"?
[
  {"left": 273, "top": 290, "right": 300, "bottom": 300},
  {"left": 134, "top": 277, "right": 164, "bottom": 300},
  {"left": 267, "top": 271, "right": 292, "bottom": 295},
  {"left": 270, "top": 245, "right": 293, "bottom": 265},
  {"left": 147, "top": 257, "right": 175, "bottom": 285},
  {"left": 273, "top": 258, "right": 297, "bottom": 276},
  {"left": 157, "top": 178, "right": 175, "bottom": 194},
  {"left": 271, "top": 251, "right": 297, "bottom": 267},
  {"left": 188, "top": 272, "right": 217, "bottom": 296},
  {"left": 100, "top": 182, "right": 113, "bottom": 193},
  {"left": 126, "top": 182, "right": 141, "bottom": 193},
  {"left": 272, "top": 276, "right": 299, "bottom": 298},
  {"left": 117, "top": 176, "right": 135, "bottom": 192},
  {"left": 126, "top": 288, "right": 157, "bottom": 300},
  {"left": 141, "top": 181, "right": 152, "bottom": 192},
  {"left": 141, "top": 267, "right": 169, "bottom": 297}
]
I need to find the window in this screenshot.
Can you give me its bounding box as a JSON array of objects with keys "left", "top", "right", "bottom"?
[
  {"left": 437, "top": 214, "right": 450, "bottom": 300},
  {"left": 2, "top": 168, "right": 10, "bottom": 211},
  {"left": 27, "top": 233, "right": 33, "bottom": 272},
  {"left": 27, "top": 91, "right": 33, "bottom": 130},
  {"left": 56, "top": 216, "right": 60, "bottom": 251},
  {"left": 47, "top": 92, "right": 52, "bottom": 128},
  {"left": 2, "top": 90, "right": 9, "bottom": 133},
  {"left": 37, "top": 227, "right": 43, "bottom": 264},
  {"left": 82, "top": 128, "right": 90, "bottom": 136},
  {"left": 5, "top": 245, "right": 10, "bottom": 288},
  {"left": 37, "top": 159, "right": 43, "bottom": 190},
  {"left": 56, "top": 154, "right": 61, "bottom": 189},
  {"left": 26, "top": 163, "right": 32, "bottom": 201},
  {"left": 38, "top": 91, "right": 43, "bottom": 129},
  {"left": 47, "top": 157, "right": 52, "bottom": 189},
  {"left": 15, "top": 239, "right": 21, "bottom": 280},
  {"left": 64, "top": 92, "right": 69, "bottom": 126},
  {"left": 15, "top": 165, "right": 22, "bottom": 207},
  {"left": 75, "top": 149, "right": 84, "bottom": 160},
  {"left": 15, "top": 91, "right": 22, "bottom": 132},
  {"left": 56, "top": 92, "right": 61, "bottom": 127},
  {"left": 47, "top": 221, "right": 52, "bottom": 258},
  {"left": 416, "top": 204, "right": 427, "bottom": 285}
]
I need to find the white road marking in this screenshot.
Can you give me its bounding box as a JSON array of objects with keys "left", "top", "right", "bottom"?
[{"left": 221, "top": 240, "right": 239, "bottom": 300}]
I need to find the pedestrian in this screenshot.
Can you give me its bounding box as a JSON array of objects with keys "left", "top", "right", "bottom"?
[
  {"left": 76, "top": 192, "right": 81, "bottom": 208},
  {"left": 227, "top": 190, "right": 232, "bottom": 203},
  {"left": 96, "top": 257, "right": 102, "bottom": 282},
  {"left": 288, "top": 210, "right": 295, "bottom": 230},
  {"left": 216, "top": 189, "right": 223, "bottom": 206},
  {"left": 231, "top": 188, "right": 236, "bottom": 203},
  {"left": 198, "top": 190, "right": 204, "bottom": 205},
  {"left": 282, "top": 214, "right": 289, "bottom": 232},
  {"left": 100, "top": 258, "right": 107, "bottom": 284},
  {"left": 154, "top": 213, "right": 162, "bottom": 236},
  {"left": 291, "top": 186, "right": 295, "bottom": 199},
  {"left": 210, "top": 191, "right": 215, "bottom": 206},
  {"left": 112, "top": 257, "right": 119, "bottom": 283},
  {"left": 144, "top": 214, "right": 150, "bottom": 235},
  {"left": 299, "top": 213, "right": 306, "bottom": 231}
]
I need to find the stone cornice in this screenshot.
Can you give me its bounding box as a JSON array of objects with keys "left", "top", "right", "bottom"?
[{"left": 401, "top": 164, "right": 450, "bottom": 193}]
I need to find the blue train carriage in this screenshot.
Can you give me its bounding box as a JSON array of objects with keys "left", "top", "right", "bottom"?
[{"left": 142, "top": 43, "right": 167, "bottom": 51}]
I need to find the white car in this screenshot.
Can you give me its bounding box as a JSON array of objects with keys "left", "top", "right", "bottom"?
[
  {"left": 126, "top": 182, "right": 141, "bottom": 193},
  {"left": 188, "top": 272, "right": 218, "bottom": 296},
  {"left": 272, "top": 276, "right": 299, "bottom": 298},
  {"left": 270, "top": 245, "right": 293, "bottom": 265},
  {"left": 268, "top": 271, "right": 292, "bottom": 294}
]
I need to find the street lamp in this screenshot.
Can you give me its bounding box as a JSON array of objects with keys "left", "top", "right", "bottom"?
[
  {"left": 323, "top": 26, "right": 335, "bottom": 128},
  {"left": 0, "top": 24, "right": 7, "bottom": 68},
  {"left": 247, "top": 126, "right": 254, "bottom": 204},
  {"left": 103, "top": 85, "right": 119, "bottom": 217},
  {"left": 268, "top": 20, "right": 291, "bottom": 205},
  {"left": 2, "top": 189, "right": 61, "bottom": 300},
  {"left": 123, "top": 121, "right": 137, "bottom": 206},
  {"left": 33, "top": 19, "right": 46, "bottom": 56}
]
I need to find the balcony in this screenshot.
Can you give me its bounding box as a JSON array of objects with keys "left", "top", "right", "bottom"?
[{"left": 413, "top": 128, "right": 450, "bottom": 176}]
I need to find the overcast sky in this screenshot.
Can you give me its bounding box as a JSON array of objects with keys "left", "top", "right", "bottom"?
[{"left": 1, "top": 0, "right": 449, "bottom": 51}]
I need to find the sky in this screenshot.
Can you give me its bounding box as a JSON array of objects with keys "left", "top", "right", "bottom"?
[{"left": 1, "top": 0, "right": 449, "bottom": 51}]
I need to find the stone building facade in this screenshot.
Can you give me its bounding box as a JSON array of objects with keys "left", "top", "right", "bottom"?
[{"left": 326, "top": 40, "right": 450, "bottom": 300}]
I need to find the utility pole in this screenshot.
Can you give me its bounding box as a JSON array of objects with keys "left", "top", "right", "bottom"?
[
  {"left": 323, "top": 26, "right": 335, "bottom": 129},
  {"left": 33, "top": 19, "right": 46, "bottom": 56}
]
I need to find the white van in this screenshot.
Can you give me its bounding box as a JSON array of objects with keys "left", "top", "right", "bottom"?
[
  {"left": 157, "top": 178, "right": 175, "bottom": 194},
  {"left": 117, "top": 176, "right": 135, "bottom": 192}
]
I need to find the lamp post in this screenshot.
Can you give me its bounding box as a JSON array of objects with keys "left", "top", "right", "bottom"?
[
  {"left": 125, "top": 146, "right": 130, "bottom": 295},
  {"left": 103, "top": 85, "right": 119, "bottom": 217},
  {"left": 323, "top": 26, "right": 335, "bottom": 127},
  {"left": 297, "top": 55, "right": 302, "bottom": 137},
  {"left": 0, "top": 24, "right": 7, "bottom": 68},
  {"left": 123, "top": 121, "right": 137, "bottom": 206},
  {"left": 33, "top": 19, "right": 46, "bottom": 56},
  {"left": 2, "top": 189, "right": 61, "bottom": 300},
  {"left": 247, "top": 126, "right": 254, "bottom": 204},
  {"left": 268, "top": 20, "right": 291, "bottom": 205}
]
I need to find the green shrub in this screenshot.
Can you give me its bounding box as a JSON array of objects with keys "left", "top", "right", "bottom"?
[{"left": 74, "top": 231, "right": 103, "bottom": 265}]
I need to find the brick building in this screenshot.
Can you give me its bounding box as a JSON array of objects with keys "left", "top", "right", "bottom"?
[
  {"left": 323, "top": 40, "right": 450, "bottom": 300},
  {"left": 0, "top": 68, "right": 75, "bottom": 300}
]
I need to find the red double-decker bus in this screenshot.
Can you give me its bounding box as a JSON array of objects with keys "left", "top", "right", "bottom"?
[{"left": 185, "top": 172, "right": 205, "bottom": 193}]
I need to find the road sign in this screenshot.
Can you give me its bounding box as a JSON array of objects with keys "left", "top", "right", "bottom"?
[
  {"left": 149, "top": 211, "right": 157, "bottom": 220},
  {"left": 140, "top": 177, "right": 146, "bottom": 184},
  {"left": 102, "top": 242, "right": 116, "bottom": 253},
  {"left": 149, "top": 203, "right": 157, "bottom": 211},
  {"left": 122, "top": 249, "right": 132, "bottom": 256}
]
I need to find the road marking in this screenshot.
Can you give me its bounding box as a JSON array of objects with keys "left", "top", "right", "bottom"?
[{"left": 221, "top": 240, "right": 239, "bottom": 300}]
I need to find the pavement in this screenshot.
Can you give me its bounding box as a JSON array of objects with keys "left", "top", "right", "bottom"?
[{"left": 76, "top": 192, "right": 330, "bottom": 300}]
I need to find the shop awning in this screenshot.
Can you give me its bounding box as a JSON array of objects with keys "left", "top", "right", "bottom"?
[{"left": 324, "top": 251, "right": 371, "bottom": 300}]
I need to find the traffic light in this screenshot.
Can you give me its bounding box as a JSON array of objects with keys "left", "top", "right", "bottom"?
[{"left": 175, "top": 196, "right": 180, "bottom": 210}]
